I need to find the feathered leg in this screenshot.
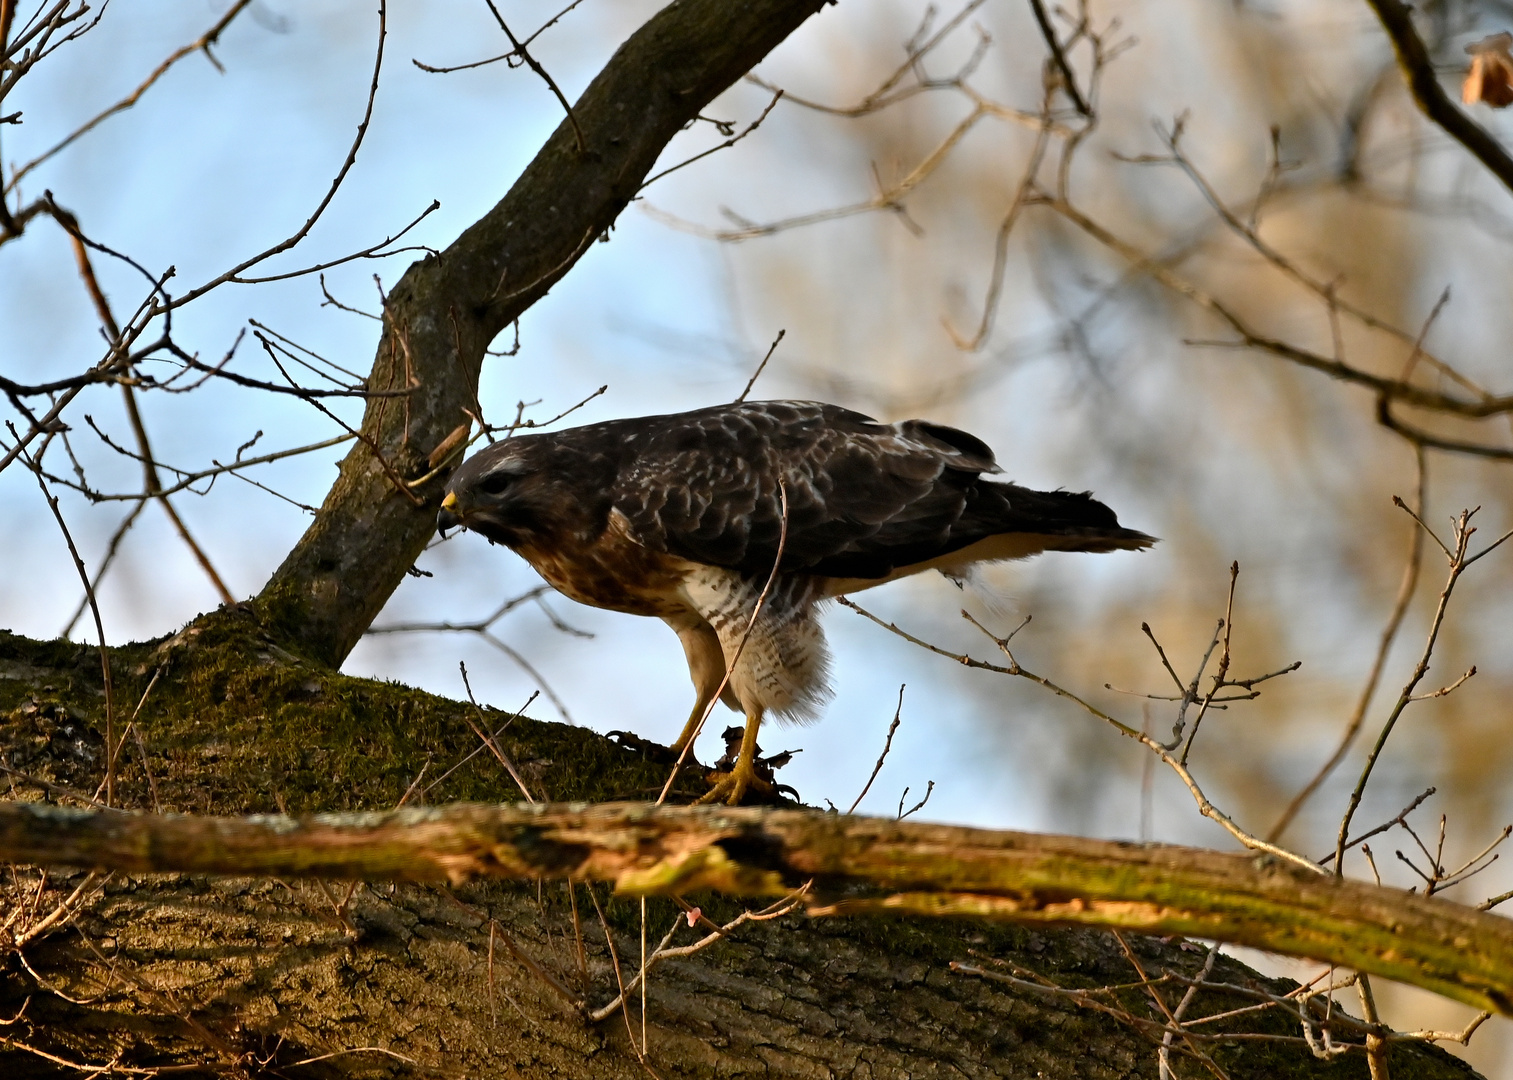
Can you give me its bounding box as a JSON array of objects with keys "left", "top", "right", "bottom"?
[
  {"left": 669, "top": 620, "right": 735, "bottom": 755},
  {"left": 682, "top": 573, "right": 829, "bottom": 804}
]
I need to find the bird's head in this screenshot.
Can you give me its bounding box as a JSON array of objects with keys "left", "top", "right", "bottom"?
[{"left": 438, "top": 434, "right": 610, "bottom": 549}]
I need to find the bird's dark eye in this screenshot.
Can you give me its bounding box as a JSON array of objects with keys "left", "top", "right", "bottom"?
[{"left": 478, "top": 472, "right": 513, "bottom": 495}]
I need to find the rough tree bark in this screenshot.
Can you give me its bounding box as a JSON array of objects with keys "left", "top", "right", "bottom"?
[
  {"left": 0, "top": 626, "right": 1483, "bottom": 1078},
  {"left": 6, "top": 800, "right": 1513, "bottom": 1015}
]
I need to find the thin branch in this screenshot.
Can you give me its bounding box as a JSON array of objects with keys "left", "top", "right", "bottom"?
[
  {"left": 54, "top": 205, "right": 238, "bottom": 607},
  {"left": 1157, "top": 126, "right": 1481, "bottom": 400},
  {"left": 588, "top": 888, "right": 808, "bottom": 1022},
  {"left": 745, "top": 0, "right": 988, "bottom": 118},
  {"left": 58, "top": 500, "right": 146, "bottom": 637},
  {"left": 255, "top": 338, "right": 425, "bottom": 508},
  {"left": 481, "top": 0, "right": 583, "bottom": 153},
  {"left": 734, "top": 328, "right": 785, "bottom": 403},
  {"left": 845, "top": 598, "right": 1318, "bottom": 873},
  {"left": 420, "top": 692, "right": 535, "bottom": 800},
  {"left": 368, "top": 586, "right": 551, "bottom": 635},
  {"left": 166, "top": 0, "right": 389, "bottom": 311},
  {"left": 25, "top": 458, "right": 116, "bottom": 805},
  {"left": 7, "top": 0, "right": 254, "bottom": 190},
  {"left": 54, "top": 432, "right": 356, "bottom": 504},
  {"left": 944, "top": 103, "right": 1055, "bottom": 350},
  {"left": 640, "top": 88, "right": 783, "bottom": 189},
  {"left": 647, "top": 99, "right": 1001, "bottom": 243},
  {"left": 226, "top": 200, "right": 439, "bottom": 286},
  {"left": 847, "top": 685, "right": 904, "bottom": 815},
  {"left": 1321, "top": 786, "right": 1436, "bottom": 866},
  {"left": 1335, "top": 510, "right": 1478, "bottom": 873},
  {"left": 1178, "top": 563, "right": 1240, "bottom": 763},
  {"left": 1047, "top": 196, "right": 1513, "bottom": 420},
  {"left": 458, "top": 661, "right": 537, "bottom": 803},
  {"left": 1113, "top": 930, "right": 1231, "bottom": 1080},
  {"left": 411, "top": 0, "right": 587, "bottom": 75},
  {"left": 898, "top": 781, "right": 935, "bottom": 820},
  {"left": 1028, "top": 0, "right": 1089, "bottom": 115},
  {"left": 1141, "top": 622, "right": 1188, "bottom": 695}
]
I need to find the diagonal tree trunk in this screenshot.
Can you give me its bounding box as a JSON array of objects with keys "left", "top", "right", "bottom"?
[{"left": 252, "top": 0, "right": 830, "bottom": 667}]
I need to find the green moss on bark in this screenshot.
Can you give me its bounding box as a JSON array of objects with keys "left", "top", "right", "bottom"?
[
  {"left": 0, "top": 619, "right": 1486, "bottom": 1078},
  {"left": 0, "top": 611, "right": 707, "bottom": 815}
]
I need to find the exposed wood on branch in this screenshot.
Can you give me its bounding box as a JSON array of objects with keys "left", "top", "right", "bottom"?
[{"left": 4, "top": 799, "right": 1512, "bottom": 1016}]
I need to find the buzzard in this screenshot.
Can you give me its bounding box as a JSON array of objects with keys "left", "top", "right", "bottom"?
[{"left": 437, "top": 400, "right": 1154, "bottom": 804}]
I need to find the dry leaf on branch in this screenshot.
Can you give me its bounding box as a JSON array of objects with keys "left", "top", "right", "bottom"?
[{"left": 1464, "top": 32, "right": 1513, "bottom": 107}]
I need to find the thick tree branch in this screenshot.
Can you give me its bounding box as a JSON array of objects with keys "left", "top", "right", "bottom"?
[
  {"left": 252, "top": 0, "right": 828, "bottom": 665},
  {"left": 5, "top": 799, "right": 1512, "bottom": 1017}
]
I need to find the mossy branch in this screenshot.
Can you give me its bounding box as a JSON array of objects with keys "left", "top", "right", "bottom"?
[{"left": 3, "top": 799, "right": 1511, "bottom": 1016}]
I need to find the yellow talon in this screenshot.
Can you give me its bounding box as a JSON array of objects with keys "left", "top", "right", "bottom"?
[{"left": 695, "top": 710, "right": 773, "bottom": 805}]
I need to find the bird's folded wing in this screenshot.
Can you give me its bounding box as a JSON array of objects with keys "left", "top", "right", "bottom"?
[{"left": 610, "top": 401, "right": 1015, "bottom": 580}]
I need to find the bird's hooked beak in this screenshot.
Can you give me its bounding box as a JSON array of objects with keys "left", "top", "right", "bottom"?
[{"left": 437, "top": 491, "right": 461, "bottom": 537}]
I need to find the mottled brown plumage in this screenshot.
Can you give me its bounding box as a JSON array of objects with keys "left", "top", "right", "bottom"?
[{"left": 438, "top": 401, "right": 1154, "bottom": 803}]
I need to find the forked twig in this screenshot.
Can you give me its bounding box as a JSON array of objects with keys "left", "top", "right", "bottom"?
[
  {"left": 841, "top": 597, "right": 1318, "bottom": 872},
  {"left": 1335, "top": 509, "right": 1494, "bottom": 874},
  {"left": 458, "top": 662, "right": 537, "bottom": 803}
]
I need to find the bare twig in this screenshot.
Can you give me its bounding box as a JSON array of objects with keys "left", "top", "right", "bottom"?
[
  {"left": 847, "top": 685, "right": 904, "bottom": 815},
  {"left": 167, "top": 0, "right": 390, "bottom": 310},
  {"left": 7, "top": 0, "right": 254, "bottom": 190},
  {"left": 641, "top": 88, "right": 784, "bottom": 189},
  {"left": 49, "top": 433, "right": 357, "bottom": 504},
  {"left": 1334, "top": 510, "right": 1482, "bottom": 874},
  {"left": 25, "top": 457, "right": 116, "bottom": 806},
  {"left": 458, "top": 661, "right": 537, "bottom": 803},
  {"left": 412, "top": 0, "right": 587, "bottom": 75},
  {"left": 481, "top": 0, "right": 583, "bottom": 153},
  {"left": 52, "top": 203, "right": 238, "bottom": 606},
  {"left": 898, "top": 780, "right": 935, "bottom": 820},
  {"left": 589, "top": 887, "right": 808, "bottom": 1022},
  {"left": 1028, "top": 0, "right": 1089, "bottom": 115},
  {"left": 1321, "top": 787, "right": 1435, "bottom": 867},
  {"left": 1356, "top": 973, "right": 1389, "bottom": 1080},
  {"left": 1113, "top": 930, "right": 1231, "bottom": 1080},
  {"left": 734, "top": 328, "right": 785, "bottom": 403},
  {"left": 944, "top": 103, "right": 1055, "bottom": 350},
  {"left": 843, "top": 598, "right": 1318, "bottom": 873},
  {"left": 746, "top": 0, "right": 988, "bottom": 118},
  {"left": 421, "top": 691, "right": 537, "bottom": 799}
]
